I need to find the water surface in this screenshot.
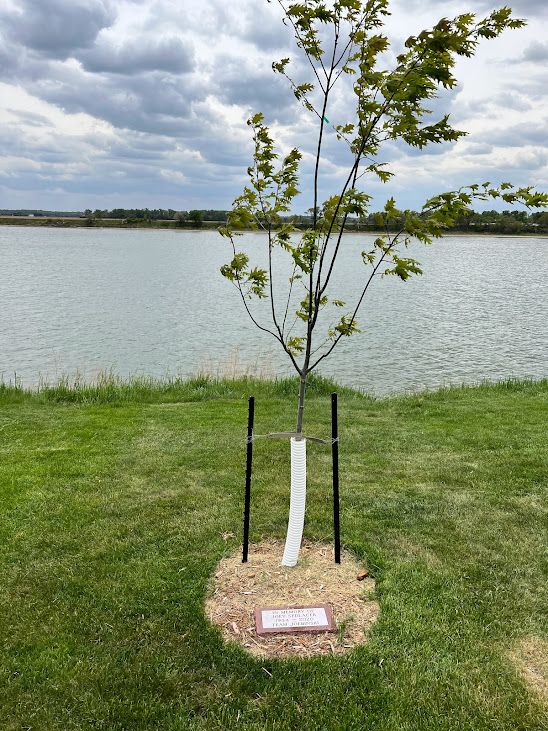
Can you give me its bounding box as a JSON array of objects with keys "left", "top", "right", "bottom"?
[{"left": 1, "top": 226, "right": 546, "bottom": 394}]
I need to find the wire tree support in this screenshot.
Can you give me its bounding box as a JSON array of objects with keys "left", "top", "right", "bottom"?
[
  {"left": 331, "top": 392, "right": 341, "bottom": 564},
  {"left": 242, "top": 396, "right": 255, "bottom": 563},
  {"left": 242, "top": 394, "right": 341, "bottom": 564}
]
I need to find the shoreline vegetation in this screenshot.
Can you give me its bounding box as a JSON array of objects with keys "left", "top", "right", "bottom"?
[
  {"left": 2, "top": 211, "right": 548, "bottom": 236},
  {"left": 1, "top": 367, "right": 547, "bottom": 403},
  {"left": 1, "top": 374, "right": 547, "bottom": 728},
  {"left": 1, "top": 216, "right": 547, "bottom": 237}
]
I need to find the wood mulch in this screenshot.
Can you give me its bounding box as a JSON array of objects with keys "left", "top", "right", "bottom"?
[{"left": 205, "top": 538, "right": 379, "bottom": 658}]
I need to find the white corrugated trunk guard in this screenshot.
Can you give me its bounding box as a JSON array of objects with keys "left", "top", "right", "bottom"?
[{"left": 281, "top": 437, "right": 306, "bottom": 566}]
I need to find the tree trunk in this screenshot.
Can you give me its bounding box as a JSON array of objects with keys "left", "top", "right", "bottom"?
[{"left": 296, "top": 375, "right": 307, "bottom": 436}]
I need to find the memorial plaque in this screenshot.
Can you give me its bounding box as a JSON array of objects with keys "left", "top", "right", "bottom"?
[{"left": 254, "top": 604, "right": 335, "bottom": 635}]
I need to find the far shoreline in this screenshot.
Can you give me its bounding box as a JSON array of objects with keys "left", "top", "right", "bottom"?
[{"left": 0, "top": 217, "right": 546, "bottom": 238}]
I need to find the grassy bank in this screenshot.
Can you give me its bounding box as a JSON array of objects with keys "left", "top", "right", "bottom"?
[{"left": 1, "top": 376, "right": 546, "bottom": 730}]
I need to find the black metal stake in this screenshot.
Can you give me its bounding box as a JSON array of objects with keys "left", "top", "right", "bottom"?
[
  {"left": 332, "top": 392, "right": 341, "bottom": 564},
  {"left": 242, "top": 396, "right": 255, "bottom": 563}
]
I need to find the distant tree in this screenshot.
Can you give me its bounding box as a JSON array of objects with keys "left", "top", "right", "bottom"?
[
  {"left": 454, "top": 212, "right": 472, "bottom": 230},
  {"left": 188, "top": 209, "right": 203, "bottom": 226},
  {"left": 480, "top": 209, "right": 501, "bottom": 223},
  {"left": 201, "top": 209, "right": 230, "bottom": 221},
  {"left": 533, "top": 211, "right": 548, "bottom": 231},
  {"left": 109, "top": 208, "right": 127, "bottom": 219},
  {"left": 498, "top": 215, "right": 523, "bottom": 233},
  {"left": 503, "top": 208, "right": 527, "bottom": 223},
  {"left": 175, "top": 210, "right": 188, "bottom": 227}
]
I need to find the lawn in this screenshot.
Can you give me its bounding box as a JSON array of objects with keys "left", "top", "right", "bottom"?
[{"left": 0, "top": 375, "right": 546, "bottom": 730}]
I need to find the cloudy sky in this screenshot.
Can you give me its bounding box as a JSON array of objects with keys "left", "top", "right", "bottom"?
[{"left": 0, "top": 0, "right": 547, "bottom": 213}]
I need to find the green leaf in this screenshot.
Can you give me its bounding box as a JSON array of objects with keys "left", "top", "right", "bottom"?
[
  {"left": 287, "top": 336, "right": 306, "bottom": 355},
  {"left": 383, "top": 255, "right": 423, "bottom": 281},
  {"left": 334, "top": 315, "right": 360, "bottom": 337}
]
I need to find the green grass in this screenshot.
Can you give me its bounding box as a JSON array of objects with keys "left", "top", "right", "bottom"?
[{"left": 0, "top": 376, "right": 546, "bottom": 730}]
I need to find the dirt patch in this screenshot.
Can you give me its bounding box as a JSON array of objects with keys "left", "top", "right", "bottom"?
[
  {"left": 509, "top": 636, "right": 548, "bottom": 703},
  {"left": 205, "top": 539, "right": 379, "bottom": 658}
]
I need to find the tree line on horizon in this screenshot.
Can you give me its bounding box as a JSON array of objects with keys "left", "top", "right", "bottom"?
[{"left": 2, "top": 207, "right": 548, "bottom": 233}]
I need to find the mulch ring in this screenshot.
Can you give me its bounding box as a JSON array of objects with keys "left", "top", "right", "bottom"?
[{"left": 205, "top": 538, "right": 379, "bottom": 659}]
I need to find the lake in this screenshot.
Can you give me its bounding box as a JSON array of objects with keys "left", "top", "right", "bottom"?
[{"left": 1, "top": 226, "right": 547, "bottom": 394}]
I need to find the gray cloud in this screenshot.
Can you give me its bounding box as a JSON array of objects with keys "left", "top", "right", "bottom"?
[
  {"left": 464, "top": 143, "right": 494, "bottom": 155},
  {"left": 238, "top": 3, "right": 288, "bottom": 50},
  {"left": 2, "top": 0, "right": 116, "bottom": 60},
  {"left": 450, "top": 89, "right": 534, "bottom": 125},
  {"left": 80, "top": 36, "right": 195, "bottom": 75},
  {"left": 474, "top": 120, "right": 548, "bottom": 148},
  {"left": 212, "top": 55, "right": 296, "bottom": 124},
  {"left": 492, "top": 92, "right": 533, "bottom": 113},
  {"left": 199, "top": 145, "right": 248, "bottom": 168},
  {"left": 0, "top": 110, "right": 245, "bottom": 207},
  {"left": 22, "top": 62, "right": 206, "bottom": 136},
  {"left": 504, "top": 0, "right": 548, "bottom": 15},
  {"left": 395, "top": 0, "right": 548, "bottom": 16},
  {"left": 5, "top": 109, "right": 53, "bottom": 128},
  {"left": 520, "top": 41, "right": 548, "bottom": 61},
  {"left": 108, "top": 142, "right": 170, "bottom": 161}
]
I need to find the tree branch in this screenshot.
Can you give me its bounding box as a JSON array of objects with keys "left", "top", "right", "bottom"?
[
  {"left": 309, "top": 241, "right": 392, "bottom": 372},
  {"left": 276, "top": 0, "right": 327, "bottom": 91}
]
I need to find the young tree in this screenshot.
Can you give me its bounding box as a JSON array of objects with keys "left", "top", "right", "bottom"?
[{"left": 220, "top": 0, "right": 547, "bottom": 565}]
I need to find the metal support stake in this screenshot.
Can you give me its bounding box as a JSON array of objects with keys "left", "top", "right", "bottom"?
[
  {"left": 332, "top": 392, "right": 341, "bottom": 564},
  {"left": 242, "top": 396, "right": 255, "bottom": 563}
]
